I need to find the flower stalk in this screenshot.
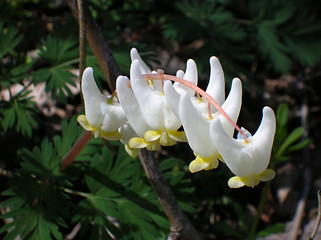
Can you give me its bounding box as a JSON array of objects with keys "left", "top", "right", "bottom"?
[{"left": 143, "top": 73, "right": 249, "bottom": 141}]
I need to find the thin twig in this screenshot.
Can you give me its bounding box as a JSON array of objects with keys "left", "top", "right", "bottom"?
[
  {"left": 65, "top": 222, "right": 81, "bottom": 240},
  {"left": 309, "top": 190, "right": 321, "bottom": 240},
  {"left": 77, "top": 0, "right": 86, "bottom": 80},
  {"left": 60, "top": 130, "right": 92, "bottom": 171},
  {"left": 66, "top": 0, "right": 121, "bottom": 92},
  {"left": 138, "top": 149, "right": 203, "bottom": 240}
]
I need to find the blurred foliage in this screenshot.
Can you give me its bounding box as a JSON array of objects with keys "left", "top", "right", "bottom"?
[
  {"left": 0, "top": 0, "right": 319, "bottom": 239},
  {"left": 163, "top": 0, "right": 321, "bottom": 79}
]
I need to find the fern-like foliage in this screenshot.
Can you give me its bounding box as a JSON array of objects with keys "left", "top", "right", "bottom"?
[
  {"left": 0, "top": 117, "right": 195, "bottom": 239},
  {"left": 32, "top": 36, "right": 78, "bottom": 103},
  {"left": 0, "top": 22, "right": 23, "bottom": 60},
  {"left": 163, "top": 0, "right": 321, "bottom": 76}
]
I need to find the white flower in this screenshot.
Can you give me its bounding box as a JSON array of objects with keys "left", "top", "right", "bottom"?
[
  {"left": 77, "top": 67, "right": 127, "bottom": 140},
  {"left": 210, "top": 107, "right": 276, "bottom": 188},
  {"left": 116, "top": 59, "right": 187, "bottom": 151},
  {"left": 178, "top": 78, "right": 242, "bottom": 173}
]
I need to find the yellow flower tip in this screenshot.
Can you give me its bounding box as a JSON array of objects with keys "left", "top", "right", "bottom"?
[
  {"left": 77, "top": 115, "right": 93, "bottom": 131},
  {"left": 228, "top": 169, "right": 276, "bottom": 188},
  {"left": 129, "top": 137, "right": 148, "bottom": 149},
  {"left": 144, "top": 130, "right": 161, "bottom": 142},
  {"left": 159, "top": 132, "right": 177, "bottom": 146},
  {"left": 168, "top": 130, "right": 188, "bottom": 142},
  {"left": 99, "top": 130, "right": 122, "bottom": 141},
  {"left": 258, "top": 168, "right": 276, "bottom": 182},
  {"left": 146, "top": 141, "right": 161, "bottom": 151},
  {"left": 228, "top": 176, "right": 246, "bottom": 188},
  {"left": 125, "top": 145, "right": 139, "bottom": 158},
  {"left": 189, "top": 155, "right": 218, "bottom": 173}
]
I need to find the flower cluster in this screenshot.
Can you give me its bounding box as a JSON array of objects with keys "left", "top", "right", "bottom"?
[{"left": 78, "top": 48, "right": 276, "bottom": 188}]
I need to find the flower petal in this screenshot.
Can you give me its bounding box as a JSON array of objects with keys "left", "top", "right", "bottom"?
[
  {"left": 129, "top": 137, "right": 148, "bottom": 149},
  {"left": 210, "top": 118, "right": 253, "bottom": 177},
  {"left": 189, "top": 156, "right": 210, "bottom": 173},
  {"left": 173, "top": 59, "right": 198, "bottom": 96},
  {"left": 144, "top": 130, "right": 161, "bottom": 141},
  {"left": 228, "top": 176, "right": 246, "bottom": 188},
  {"left": 164, "top": 81, "right": 180, "bottom": 119},
  {"left": 130, "top": 48, "right": 151, "bottom": 74},
  {"left": 189, "top": 155, "right": 218, "bottom": 173},
  {"left": 100, "top": 103, "right": 127, "bottom": 132},
  {"left": 82, "top": 67, "right": 107, "bottom": 127},
  {"left": 116, "top": 75, "right": 150, "bottom": 136},
  {"left": 77, "top": 114, "right": 94, "bottom": 131},
  {"left": 206, "top": 57, "right": 225, "bottom": 106},
  {"left": 130, "top": 60, "right": 164, "bottom": 130},
  {"left": 179, "top": 93, "right": 217, "bottom": 158},
  {"left": 218, "top": 78, "right": 242, "bottom": 136},
  {"left": 250, "top": 107, "right": 276, "bottom": 172},
  {"left": 258, "top": 169, "right": 276, "bottom": 182}
]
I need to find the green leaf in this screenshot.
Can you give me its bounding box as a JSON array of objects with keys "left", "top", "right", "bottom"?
[
  {"left": 72, "top": 145, "right": 169, "bottom": 239},
  {"left": 0, "top": 98, "right": 38, "bottom": 137},
  {"left": 256, "top": 22, "right": 291, "bottom": 72},
  {"left": 32, "top": 65, "right": 77, "bottom": 103},
  {"left": 276, "top": 103, "right": 289, "bottom": 127},
  {"left": 0, "top": 206, "right": 63, "bottom": 240},
  {"left": 256, "top": 223, "right": 285, "bottom": 237},
  {"left": 0, "top": 23, "right": 23, "bottom": 59},
  {"left": 276, "top": 127, "right": 304, "bottom": 158},
  {"left": 38, "top": 36, "right": 78, "bottom": 65},
  {"left": 53, "top": 117, "right": 82, "bottom": 159},
  {"left": 20, "top": 138, "right": 60, "bottom": 177},
  {"left": 286, "top": 139, "right": 311, "bottom": 152}
]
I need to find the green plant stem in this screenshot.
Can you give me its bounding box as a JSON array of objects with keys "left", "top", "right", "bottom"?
[
  {"left": 62, "top": 187, "right": 90, "bottom": 198},
  {"left": 248, "top": 181, "right": 272, "bottom": 240}
]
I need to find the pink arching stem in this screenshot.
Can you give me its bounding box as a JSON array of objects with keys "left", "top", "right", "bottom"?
[{"left": 143, "top": 73, "right": 249, "bottom": 141}]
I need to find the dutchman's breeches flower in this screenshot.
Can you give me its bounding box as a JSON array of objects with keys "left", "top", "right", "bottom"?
[
  {"left": 179, "top": 78, "right": 242, "bottom": 173},
  {"left": 77, "top": 67, "right": 127, "bottom": 140},
  {"left": 117, "top": 59, "right": 187, "bottom": 152},
  {"left": 78, "top": 48, "right": 277, "bottom": 188},
  {"left": 210, "top": 107, "right": 276, "bottom": 188}
]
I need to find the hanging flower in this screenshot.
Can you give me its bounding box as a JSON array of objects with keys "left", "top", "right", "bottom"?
[
  {"left": 178, "top": 77, "right": 242, "bottom": 173},
  {"left": 116, "top": 59, "right": 187, "bottom": 152},
  {"left": 77, "top": 67, "right": 127, "bottom": 140},
  {"left": 210, "top": 107, "right": 276, "bottom": 188}
]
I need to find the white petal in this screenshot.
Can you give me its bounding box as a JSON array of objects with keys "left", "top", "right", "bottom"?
[
  {"left": 82, "top": 67, "right": 108, "bottom": 127},
  {"left": 210, "top": 118, "right": 254, "bottom": 177},
  {"left": 164, "top": 81, "right": 180, "bottom": 119},
  {"left": 173, "top": 59, "right": 198, "bottom": 96},
  {"left": 218, "top": 78, "right": 242, "bottom": 136},
  {"left": 116, "top": 76, "right": 150, "bottom": 136},
  {"left": 206, "top": 57, "right": 225, "bottom": 106},
  {"left": 130, "top": 48, "right": 151, "bottom": 74},
  {"left": 100, "top": 103, "right": 127, "bottom": 132},
  {"left": 163, "top": 99, "right": 182, "bottom": 130},
  {"left": 179, "top": 93, "right": 216, "bottom": 157},
  {"left": 176, "top": 70, "right": 184, "bottom": 78},
  {"left": 119, "top": 123, "right": 138, "bottom": 144},
  {"left": 130, "top": 60, "right": 164, "bottom": 130},
  {"left": 250, "top": 107, "right": 276, "bottom": 172}
]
